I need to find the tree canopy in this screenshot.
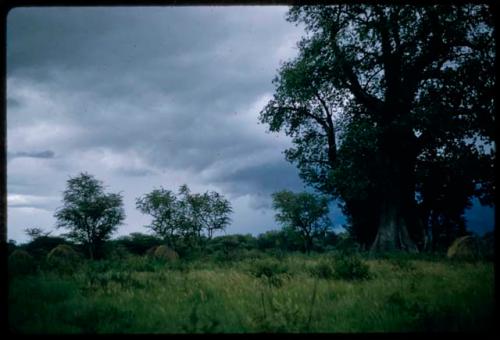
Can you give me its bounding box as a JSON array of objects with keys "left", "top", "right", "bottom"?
[
  {"left": 260, "top": 5, "right": 495, "bottom": 252},
  {"left": 272, "top": 190, "right": 331, "bottom": 253},
  {"left": 54, "top": 172, "right": 125, "bottom": 259},
  {"left": 136, "top": 184, "right": 232, "bottom": 251}
]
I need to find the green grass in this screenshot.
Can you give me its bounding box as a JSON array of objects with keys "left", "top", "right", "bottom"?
[{"left": 8, "top": 253, "right": 494, "bottom": 333}]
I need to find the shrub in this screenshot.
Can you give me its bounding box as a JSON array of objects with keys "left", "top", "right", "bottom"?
[
  {"left": 249, "top": 258, "right": 290, "bottom": 287},
  {"left": 46, "top": 244, "right": 82, "bottom": 274},
  {"left": 103, "top": 243, "right": 130, "bottom": 260},
  {"left": 8, "top": 249, "right": 36, "bottom": 277},
  {"left": 333, "top": 254, "right": 370, "bottom": 280},
  {"left": 334, "top": 233, "right": 361, "bottom": 255},
  {"left": 309, "top": 260, "right": 335, "bottom": 279},
  {"left": 242, "top": 249, "right": 266, "bottom": 260},
  {"left": 209, "top": 249, "right": 233, "bottom": 264}
]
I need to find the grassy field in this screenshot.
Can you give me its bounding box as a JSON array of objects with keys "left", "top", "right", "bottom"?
[{"left": 8, "top": 252, "right": 494, "bottom": 333}]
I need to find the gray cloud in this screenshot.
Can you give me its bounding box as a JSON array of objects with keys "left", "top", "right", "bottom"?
[
  {"left": 6, "top": 6, "right": 310, "bottom": 243},
  {"left": 8, "top": 150, "right": 55, "bottom": 160},
  {"left": 209, "top": 159, "right": 306, "bottom": 198},
  {"left": 7, "top": 7, "right": 302, "bottom": 173},
  {"left": 8, "top": 193, "right": 59, "bottom": 210}
]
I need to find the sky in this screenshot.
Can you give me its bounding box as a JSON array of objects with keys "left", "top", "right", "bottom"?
[{"left": 6, "top": 6, "right": 494, "bottom": 244}]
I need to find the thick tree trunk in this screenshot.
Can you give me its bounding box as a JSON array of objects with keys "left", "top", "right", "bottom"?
[
  {"left": 370, "top": 124, "right": 419, "bottom": 253},
  {"left": 370, "top": 192, "right": 418, "bottom": 253}
]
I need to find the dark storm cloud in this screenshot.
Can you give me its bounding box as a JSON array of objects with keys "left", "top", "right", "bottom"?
[
  {"left": 7, "top": 6, "right": 304, "bottom": 189},
  {"left": 7, "top": 7, "right": 293, "bottom": 101},
  {"left": 210, "top": 159, "right": 306, "bottom": 198}
]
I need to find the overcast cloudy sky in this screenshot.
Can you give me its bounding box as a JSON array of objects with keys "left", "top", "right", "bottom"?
[{"left": 6, "top": 6, "right": 493, "bottom": 244}]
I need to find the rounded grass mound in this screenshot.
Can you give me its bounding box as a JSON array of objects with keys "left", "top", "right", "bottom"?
[
  {"left": 151, "top": 245, "right": 179, "bottom": 262},
  {"left": 47, "top": 244, "right": 82, "bottom": 273},
  {"left": 447, "top": 235, "right": 482, "bottom": 261}
]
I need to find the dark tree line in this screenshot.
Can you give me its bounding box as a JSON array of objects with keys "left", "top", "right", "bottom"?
[
  {"left": 11, "top": 229, "right": 342, "bottom": 260},
  {"left": 259, "top": 4, "right": 495, "bottom": 252}
]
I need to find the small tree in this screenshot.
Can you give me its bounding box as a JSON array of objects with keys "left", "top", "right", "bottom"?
[
  {"left": 54, "top": 172, "right": 125, "bottom": 259},
  {"left": 136, "top": 184, "right": 232, "bottom": 250},
  {"left": 272, "top": 190, "right": 331, "bottom": 253},
  {"left": 136, "top": 187, "right": 184, "bottom": 249},
  {"left": 201, "top": 191, "right": 233, "bottom": 240}
]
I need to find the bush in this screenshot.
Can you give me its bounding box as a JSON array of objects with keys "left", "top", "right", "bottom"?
[
  {"left": 46, "top": 244, "right": 82, "bottom": 274},
  {"left": 103, "top": 243, "right": 131, "bottom": 260},
  {"left": 309, "top": 260, "right": 335, "bottom": 279},
  {"left": 249, "top": 258, "right": 290, "bottom": 287},
  {"left": 333, "top": 254, "right": 370, "bottom": 281},
  {"left": 334, "top": 233, "right": 361, "bottom": 255},
  {"left": 8, "top": 249, "right": 36, "bottom": 277},
  {"left": 242, "top": 249, "right": 266, "bottom": 260}
]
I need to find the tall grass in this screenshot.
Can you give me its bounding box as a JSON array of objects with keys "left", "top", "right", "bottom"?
[{"left": 8, "top": 253, "right": 494, "bottom": 333}]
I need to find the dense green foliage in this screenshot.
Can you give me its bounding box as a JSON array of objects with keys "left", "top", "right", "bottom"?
[
  {"left": 54, "top": 172, "right": 125, "bottom": 259},
  {"left": 8, "top": 252, "right": 494, "bottom": 333},
  {"left": 259, "top": 5, "right": 495, "bottom": 251},
  {"left": 136, "top": 184, "right": 232, "bottom": 251},
  {"left": 112, "top": 232, "right": 164, "bottom": 255}
]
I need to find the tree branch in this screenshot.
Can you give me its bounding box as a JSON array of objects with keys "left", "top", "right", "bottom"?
[{"left": 278, "top": 105, "right": 330, "bottom": 131}]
